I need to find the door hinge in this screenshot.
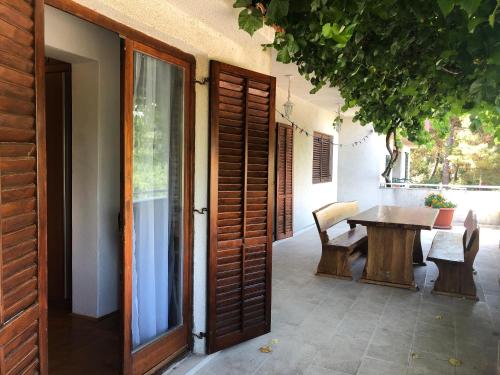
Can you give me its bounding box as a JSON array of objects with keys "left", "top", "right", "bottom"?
[
  {"left": 195, "top": 77, "right": 209, "bottom": 85},
  {"left": 192, "top": 331, "right": 207, "bottom": 339}
]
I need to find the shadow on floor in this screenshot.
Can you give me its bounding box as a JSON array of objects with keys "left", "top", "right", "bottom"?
[{"left": 195, "top": 224, "right": 500, "bottom": 375}]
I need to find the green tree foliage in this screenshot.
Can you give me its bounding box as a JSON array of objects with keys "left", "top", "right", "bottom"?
[
  {"left": 233, "top": 0, "right": 500, "bottom": 179},
  {"left": 411, "top": 117, "right": 500, "bottom": 185}
]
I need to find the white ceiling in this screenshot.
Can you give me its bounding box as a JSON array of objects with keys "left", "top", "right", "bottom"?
[
  {"left": 172, "top": 0, "right": 350, "bottom": 115},
  {"left": 271, "top": 51, "right": 347, "bottom": 114}
]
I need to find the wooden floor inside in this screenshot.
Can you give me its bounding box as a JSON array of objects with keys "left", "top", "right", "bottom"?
[{"left": 48, "top": 305, "right": 120, "bottom": 374}]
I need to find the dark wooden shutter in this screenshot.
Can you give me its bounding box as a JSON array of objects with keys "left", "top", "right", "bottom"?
[
  {"left": 208, "top": 61, "right": 275, "bottom": 353},
  {"left": 312, "top": 134, "right": 321, "bottom": 183},
  {"left": 0, "top": 0, "right": 46, "bottom": 374},
  {"left": 312, "top": 132, "right": 332, "bottom": 183},
  {"left": 321, "top": 135, "right": 332, "bottom": 182},
  {"left": 276, "top": 123, "right": 293, "bottom": 240}
]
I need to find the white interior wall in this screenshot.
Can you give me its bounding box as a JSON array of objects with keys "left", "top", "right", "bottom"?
[
  {"left": 276, "top": 88, "right": 338, "bottom": 232},
  {"left": 45, "top": 5, "right": 120, "bottom": 318},
  {"left": 338, "top": 118, "right": 387, "bottom": 211}
]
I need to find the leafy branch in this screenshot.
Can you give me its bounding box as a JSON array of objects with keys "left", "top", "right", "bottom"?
[{"left": 233, "top": 0, "right": 500, "bottom": 179}]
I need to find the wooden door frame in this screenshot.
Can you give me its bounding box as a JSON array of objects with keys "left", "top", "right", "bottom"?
[
  {"left": 36, "top": 1, "right": 48, "bottom": 374},
  {"left": 45, "top": 58, "right": 72, "bottom": 304},
  {"left": 122, "top": 39, "right": 195, "bottom": 375},
  {"left": 40, "top": 1, "right": 196, "bottom": 374}
]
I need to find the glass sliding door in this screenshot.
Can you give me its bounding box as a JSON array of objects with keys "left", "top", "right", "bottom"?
[
  {"left": 122, "top": 39, "right": 194, "bottom": 375},
  {"left": 131, "top": 51, "right": 184, "bottom": 349}
]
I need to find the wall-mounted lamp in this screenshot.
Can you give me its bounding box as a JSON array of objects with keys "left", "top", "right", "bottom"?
[
  {"left": 283, "top": 75, "right": 294, "bottom": 118},
  {"left": 333, "top": 104, "right": 343, "bottom": 132}
]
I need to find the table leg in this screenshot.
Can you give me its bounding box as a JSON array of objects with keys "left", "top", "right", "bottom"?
[
  {"left": 360, "top": 226, "right": 418, "bottom": 290},
  {"left": 412, "top": 229, "right": 426, "bottom": 266}
]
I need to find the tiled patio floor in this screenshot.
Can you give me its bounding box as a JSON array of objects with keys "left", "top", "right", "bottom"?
[{"left": 196, "top": 223, "right": 500, "bottom": 375}]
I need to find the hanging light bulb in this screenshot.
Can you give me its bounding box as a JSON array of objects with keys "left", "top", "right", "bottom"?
[{"left": 283, "top": 75, "right": 294, "bottom": 118}]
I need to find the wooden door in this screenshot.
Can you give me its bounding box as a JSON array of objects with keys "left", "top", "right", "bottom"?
[
  {"left": 208, "top": 61, "right": 275, "bottom": 353},
  {"left": 121, "top": 39, "right": 194, "bottom": 375},
  {"left": 0, "top": 0, "right": 47, "bottom": 373},
  {"left": 275, "top": 123, "right": 293, "bottom": 240}
]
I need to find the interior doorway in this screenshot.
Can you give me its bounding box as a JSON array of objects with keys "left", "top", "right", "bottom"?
[
  {"left": 44, "top": 54, "right": 122, "bottom": 374},
  {"left": 45, "top": 6, "right": 122, "bottom": 374}
]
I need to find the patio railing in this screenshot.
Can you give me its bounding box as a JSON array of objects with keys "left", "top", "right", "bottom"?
[
  {"left": 382, "top": 182, "right": 500, "bottom": 191},
  {"left": 379, "top": 183, "right": 500, "bottom": 225}
]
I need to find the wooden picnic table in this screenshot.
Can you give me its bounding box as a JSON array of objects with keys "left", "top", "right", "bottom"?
[{"left": 347, "top": 205, "right": 439, "bottom": 290}]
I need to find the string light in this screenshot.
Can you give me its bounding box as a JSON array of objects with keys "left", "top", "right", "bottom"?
[{"left": 276, "top": 109, "right": 374, "bottom": 147}]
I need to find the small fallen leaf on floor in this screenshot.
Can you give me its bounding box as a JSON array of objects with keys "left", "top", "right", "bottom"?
[
  {"left": 448, "top": 358, "right": 462, "bottom": 367},
  {"left": 270, "top": 339, "right": 279, "bottom": 345},
  {"left": 259, "top": 345, "right": 272, "bottom": 353},
  {"left": 435, "top": 314, "right": 443, "bottom": 320},
  {"left": 411, "top": 352, "right": 421, "bottom": 359}
]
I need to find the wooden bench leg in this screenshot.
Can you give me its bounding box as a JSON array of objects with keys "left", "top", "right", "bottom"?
[
  {"left": 316, "top": 246, "right": 352, "bottom": 280},
  {"left": 432, "top": 260, "right": 478, "bottom": 300}
]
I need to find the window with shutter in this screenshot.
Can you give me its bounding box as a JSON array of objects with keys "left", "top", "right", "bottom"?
[
  {"left": 208, "top": 61, "right": 275, "bottom": 353},
  {"left": 312, "top": 132, "right": 333, "bottom": 183}
]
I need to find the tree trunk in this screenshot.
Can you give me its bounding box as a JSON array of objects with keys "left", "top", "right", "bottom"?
[
  {"left": 453, "top": 164, "right": 459, "bottom": 182},
  {"left": 441, "top": 117, "right": 459, "bottom": 185},
  {"left": 381, "top": 127, "right": 399, "bottom": 183},
  {"left": 430, "top": 153, "right": 440, "bottom": 179}
]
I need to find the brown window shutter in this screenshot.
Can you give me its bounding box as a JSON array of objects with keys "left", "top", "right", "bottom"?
[
  {"left": 0, "top": 1, "right": 47, "bottom": 373},
  {"left": 321, "top": 135, "right": 332, "bottom": 182},
  {"left": 312, "top": 132, "right": 332, "bottom": 183},
  {"left": 276, "top": 123, "right": 293, "bottom": 240},
  {"left": 312, "top": 134, "right": 322, "bottom": 183},
  {"left": 208, "top": 61, "right": 275, "bottom": 353}
]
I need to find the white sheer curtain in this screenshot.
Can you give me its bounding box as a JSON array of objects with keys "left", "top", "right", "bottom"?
[{"left": 131, "top": 52, "right": 183, "bottom": 349}]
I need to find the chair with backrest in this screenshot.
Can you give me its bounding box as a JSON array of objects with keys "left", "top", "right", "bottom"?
[
  {"left": 312, "top": 201, "right": 368, "bottom": 280},
  {"left": 427, "top": 210, "right": 480, "bottom": 300}
]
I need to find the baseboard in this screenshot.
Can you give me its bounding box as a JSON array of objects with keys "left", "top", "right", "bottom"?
[
  {"left": 274, "top": 223, "right": 315, "bottom": 245},
  {"left": 70, "top": 310, "right": 119, "bottom": 321}
]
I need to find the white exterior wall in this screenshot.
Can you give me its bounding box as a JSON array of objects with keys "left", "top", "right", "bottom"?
[
  {"left": 380, "top": 188, "right": 500, "bottom": 225},
  {"left": 338, "top": 118, "right": 387, "bottom": 211},
  {"left": 45, "top": 6, "right": 121, "bottom": 318},
  {"left": 392, "top": 145, "right": 411, "bottom": 181},
  {"left": 275, "top": 89, "right": 338, "bottom": 232}
]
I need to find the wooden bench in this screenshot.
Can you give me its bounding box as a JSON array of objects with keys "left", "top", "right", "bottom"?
[
  {"left": 427, "top": 210, "right": 480, "bottom": 300},
  {"left": 312, "top": 201, "right": 368, "bottom": 280}
]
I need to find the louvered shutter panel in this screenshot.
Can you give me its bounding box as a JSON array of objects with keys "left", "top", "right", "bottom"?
[
  {"left": 276, "top": 123, "right": 293, "bottom": 240},
  {"left": 208, "top": 61, "right": 275, "bottom": 353},
  {"left": 321, "top": 135, "right": 332, "bottom": 182},
  {"left": 312, "top": 134, "right": 321, "bottom": 183},
  {"left": 0, "top": 0, "right": 46, "bottom": 374},
  {"left": 312, "top": 132, "right": 332, "bottom": 183}
]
